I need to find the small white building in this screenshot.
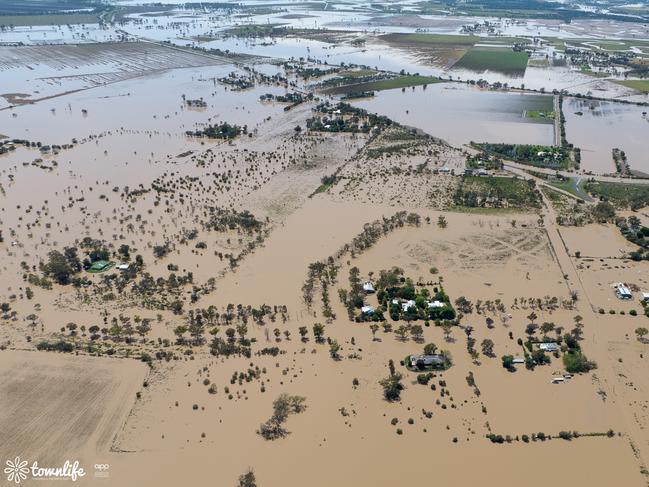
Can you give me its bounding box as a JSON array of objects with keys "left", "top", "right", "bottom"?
[
  {"left": 426, "top": 300, "right": 444, "bottom": 309},
  {"left": 402, "top": 300, "right": 416, "bottom": 312},
  {"left": 362, "top": 282, "right": 375, "bottom": 293},
  {"left": 512, "top": 358, "right": 525, "bottom": 364},
  {"left": 539, "top": 342, "right": 559, "bottom": 352},
  {"left": 615, "top": 283, "right": 632, "bottom": 300},
  {"left": 361, "top": 305, "right": 375, "bottom": 315},
  {"left": 116, "top": 263, "right": 130, "bottom": 271},
  {"left": 642, "top": 292, "right": 649, "bottom": 302}
]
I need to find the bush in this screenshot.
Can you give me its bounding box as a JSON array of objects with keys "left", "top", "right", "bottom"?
[
  {"left": 501, "top": 355, "right": 514, "bottom": 370},
  {"left": 36, "top": 340, "right": 74, "bottom": 353},
  {"left": 417, "top": 372, "right": 433, "bottom": 385},
  {"left": 558, "top": 431, "right": 572, "bottom": 440}
]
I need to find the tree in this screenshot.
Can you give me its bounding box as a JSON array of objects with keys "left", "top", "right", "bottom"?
[
  {"left": 540, "top": 322, "right": 555, "bottom": 337},
  {"left": 571, "top": 326, "right": 583, "bottom": 340},
  {"left": 379, "top": 359, "right": 403, "bottom": 401},
  {"left": 136, "top": 322, "right": 151, "bottom": 337},
  {"left": 225, "top": 327, "right": 236, "bottom": 341},
  {"left": 592, "top": 201, "right": 615, "bottom": 222},
  {"left": 437, "top": 215, "right": 447, "bottom": 228},
  {"left": 531, "top": 349, "right": 550, "bottom": 366},
  {"left": 410, "top": 324, "right": 424, "bottom": 341},
  {"left": 329, "top": 339, "right": 341, "bottom": 359},
  {"left": 395, "top": 325, "right": 409, "bottom": 341},
  {"left": 635, "top": 327, "right": 649, "bottom": 342},
  {"left": 188, "top": 320, "right": 205, "bottom": 344},
  {"left": 442, "top": 321, "right": 453, "bottom": 341},
  {"left": 26, "top": 314, "right": 38, "bottom": 328},
  {"left": 369, "top": 323, "right": 379, "bottom": 340},
  {"left": 423, "top": 342, "right": 438, "bottom": 355},
  {"left": 563, "top": 350, "right": 596, "bottom": 373},
  {"left": 481, "top": 339, "right": 495, "bottom": 357},
  {"left": 258, "top": 394, "right": 306, "bottom": 440},
  {"left": 525, "top": 323, "right": 538, "bottom": 336},
  {"left": 470, "top": 349, "right": 480, "bottom": 363},
  {"left": 312, "top": 323, "right": 325, "bottom": 342},
  {"left": 502, "top": 355, "right": 514, "bottom": 370},
  {"left": 298, "top": 326, "right": 308, "bottom": 341},
  {"left": 42, "top": 250, "right": 76, "bottom": 285},
  {"left": 527, "top": 312, "right": 538, "bottom": 324},
  {"left": 455, "top": 296, "right": 473, "bottom": 314},
  {"left": 174, "top": 325, "right": 188, "bottom": 344},
  {"left": 236, "top": 323, "right": 248, "bottom": 341},
  {"left": 237, "top": 469, "right": 257, "bottom": 487},
  {"left": 153, "top": 244, "right": 169, "bottom": 258},
  {"left": 118, "top": 244, "right": 131, "bottom": 260}
]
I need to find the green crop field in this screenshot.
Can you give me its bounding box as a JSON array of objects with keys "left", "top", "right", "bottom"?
[
  {"left": 328, "top": 75, "right": 443, "bottom": 95},
  {"left": 454, "top": 47, "right": 529, "bottom": 76},
  {"left": 524, "top": 110, "right": 555, "bottom": 122},
  {"left": 381, "top": 33, "right": 527, "bottom": 46},
  {"left": 382, "top": 33, "right": 479, "bottom": 46},
  {"left": 614, "top": 80, "right": 649, "bottom": 93}
]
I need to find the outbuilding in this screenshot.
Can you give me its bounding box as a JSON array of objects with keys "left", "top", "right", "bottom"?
[
  {"left": 539, "top": 342, "right": 559, "bottom": 352},
  {"left": 361, "top": 305, "right": 375, "bottom": 315},
  {"left": 409, "top": 354, "right": 445, "bottom": 369},
  {"left": 402, "top": 300, "right": 416, "bottom": 312},
  {"left": 615, "top": 283, "right": 632, "bottom": 300}
]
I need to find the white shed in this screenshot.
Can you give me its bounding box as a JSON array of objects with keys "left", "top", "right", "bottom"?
[
  {"left": 402, "top": 300, "right": 416, "bottom": 312},
  {"left": 361, "top": 305, "right": 375, "bottom": 315}
]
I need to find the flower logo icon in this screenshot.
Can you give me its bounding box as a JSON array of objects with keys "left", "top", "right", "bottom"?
[{"left": 5, "top": 457, "right": 29, "bottom": 484}]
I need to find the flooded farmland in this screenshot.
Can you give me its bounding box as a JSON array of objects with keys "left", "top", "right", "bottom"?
[
  {"left": 0, "top": 63, "right": 286, "bottom": 142},
  {"left": 351, "top": 82, "right": 555, "bottom": 147},
  {"left": 564, "top": 97, "right": 649, "bottom": 174}
]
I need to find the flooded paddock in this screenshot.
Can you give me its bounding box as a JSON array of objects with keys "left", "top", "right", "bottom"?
[
  {"left": 0, "top": 63, "right": 287, "bottom": 143},
  {"left": 0, "top": 41, "right": 229, "bottom": 109},
  {"left": 351, "top": 82, "right": 555, "bottom": 147},
  {"left": 563, "top": 97, "right": 649, "bottom": 174}
]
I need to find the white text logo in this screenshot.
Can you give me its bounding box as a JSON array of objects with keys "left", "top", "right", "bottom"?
[{"left": 4, "top": 457, "right": 86, "bottom": 483}]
